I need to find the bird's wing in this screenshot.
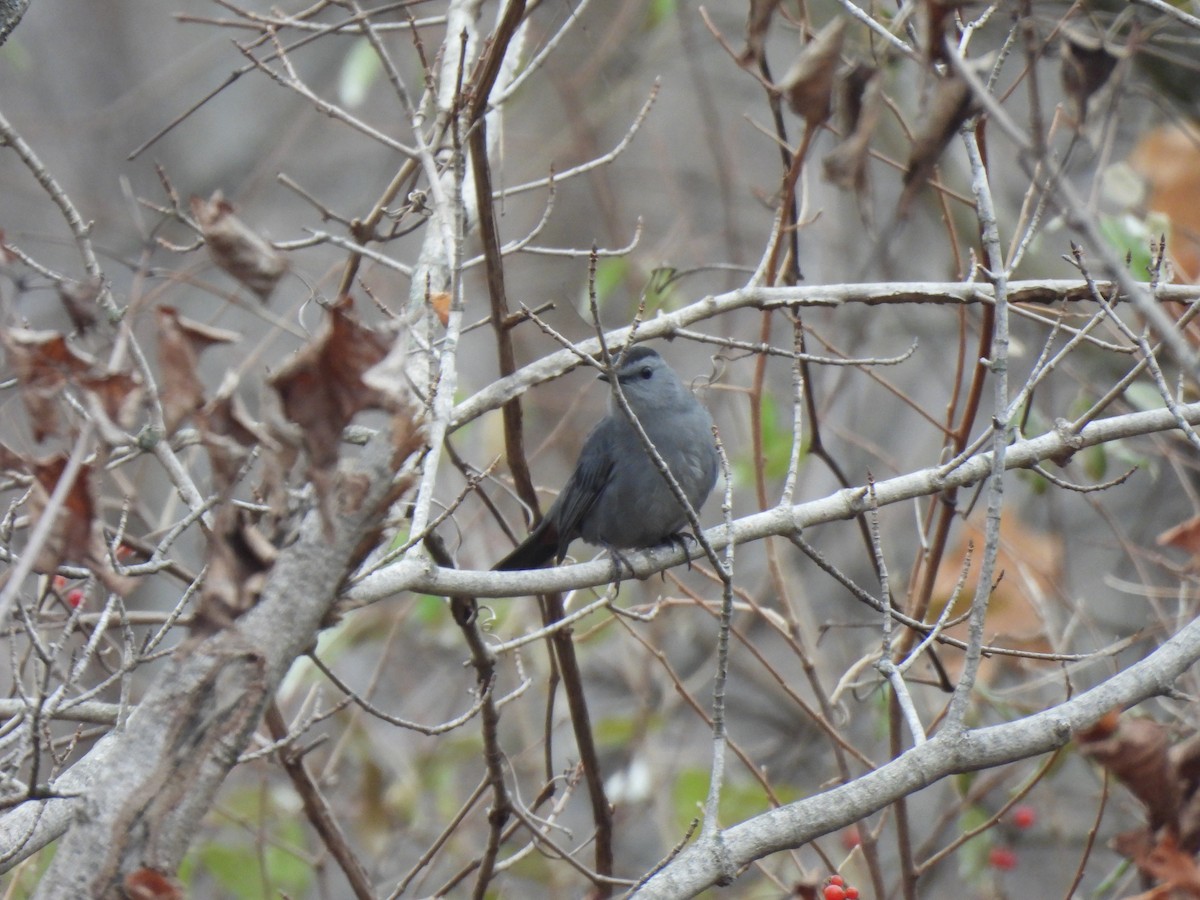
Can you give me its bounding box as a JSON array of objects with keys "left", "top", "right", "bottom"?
[{"left": 550, "top": 419, "right": 617, "bottom": 556}]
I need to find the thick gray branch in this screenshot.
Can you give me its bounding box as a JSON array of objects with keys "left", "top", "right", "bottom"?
[
  {"left": 634, "top": 612, "right": 1200, "bottom": 897},
  {"left": 449, "top": 281, "right": 1200, "bottom": 429},
  {"left": 0, "top": 0, "right": 30, "bottom": 47},
  {"left": 0, "top": 433, "right": 408, "bottom": 892},
  {"left": 354, "top": 398, "right": 1200, "bottom": 600}
]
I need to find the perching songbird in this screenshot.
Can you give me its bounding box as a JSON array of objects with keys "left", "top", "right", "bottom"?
[{"left": 495, "top": 346, "right": 719, "bottom": 571}]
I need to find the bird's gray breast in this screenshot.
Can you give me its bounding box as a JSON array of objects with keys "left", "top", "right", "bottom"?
[{"left": 579, "top": 407, "right": 716, "bottom": 549}]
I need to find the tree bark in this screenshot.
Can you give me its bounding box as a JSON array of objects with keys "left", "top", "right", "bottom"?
[
  {"left": 21, "top": 430, "right": 413, "bottom": 897},
  {"left": 0, "top": 0, "right": 30, "bottom": 47}
]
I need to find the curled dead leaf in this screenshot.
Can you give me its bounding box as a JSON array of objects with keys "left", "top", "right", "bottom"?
[
  {"left": 1061, "top": 26, "right": 1120, "bottom": 126},
  {"left": 197, "top": 389, "right": 277, "bottom": 494},
  {"left": 268, "top": 296, "right": 394, "bottom": 521},
  {"left": 921, "top": 0, "right": 974, "bottom": 65},
  {"left": 2, "top": 327, "right": 96, "bottom": 441},
  {"left": 27, "top": 456, "right": 133, "bottom": 595},
  {"left": 80, "top": 371, "right": 143, "bottom": 433},
  {"left": 1157, "top": 515, "right": 1200, "bottom": 568},
  {"left": 741, "top": 0, "right": 781, "bottom": 67},
  {"left": 0, "top": 441, "right": 25, "bottom": 473},
  {"left": 778, "top": 18, "right": 846, "bottom": 127},
  {"left": 1129, "top": 124, "right": 1200, "bottom": 282},
  {"left": 195, "top": 507, "right": 279, "bottom": 632},
  {"left": 1112, "top": 830, "right": 1200, "bottom": 897},
  {"left": 57, "top": 278, "right": 103, "bottom": 333},
  {"left": 155, "top": 306, "right": 240, "bottom": 434},
  {"left": 191, "top": 191, "right": 287, "bottom": 301},
  {"left": 899, "top": 71, "right": 980, "bottom": 215},
  {"left": 123, "top": 868, "right": 184, "bottom": 900},
  {"left": 1078, "top": 714, "right": 1177, "bottom": 835},
  {"left": 1172, "top": 734, "right": 1200, "bottom": 852},
  {"left": 824, "top": 64, "right": 883, "bottom": 193},
  {"left": 429, "top": 291, "right": 452, "bottom": 327}
]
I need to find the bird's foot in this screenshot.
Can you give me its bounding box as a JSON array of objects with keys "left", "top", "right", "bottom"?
[{"left": 662, "top": 532, "right": 698, "bottom": 571}]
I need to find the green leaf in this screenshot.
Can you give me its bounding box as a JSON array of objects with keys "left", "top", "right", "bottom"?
[
  {"left": 2, "top": 843, "right": 56, "bottom": 897},
  {"left": 263, "top": 823, "right": 313, "bottom": 896},
  {"left": 1096, "top": 214, "right": 1155, "bottom": 281},
  {"left": 594, "top": 712, "right": 664, "bottom": 748},
  {"left": 733, "top": 393, "right": 803, "bottom": 486},
  {"left": 339, "top": 38, "right": 382, "bottom": 108},
  {"left": 586, "top": 258, "right": 629, "bottom": 314},
  {"left": 955, "top": 804, "right": 992, "bottom": 879},
  {"left": 1082, "top": 442, "right": 1108, "bottom": 481},
  {"left": 643, "top": 0, "right": 676, "bottom": 31},
  {"left": 197, "top": 841, "right": 263, "bottom": 899},
  {"left": 672, "top": 767, "right": 709, "bottom": 829},
  {"left": 387, "top": 526, "right": 411, "bottom": 552},
  {"left": 643, "top": 267, "right": 683, "bottom": 312},
  {"left": 671, "top": 766, "right": 798, "bottom": 830},
  {"left": 191, "top": 799, "right": 313, "bottom": 899},
  {"left": 414, "top": 593, "right": 445, "bottom": 625}
]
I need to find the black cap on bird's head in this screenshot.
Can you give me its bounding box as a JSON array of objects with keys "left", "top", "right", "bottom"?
[{"left": 597, "top": 346, "right": 661, "bottom": 383}]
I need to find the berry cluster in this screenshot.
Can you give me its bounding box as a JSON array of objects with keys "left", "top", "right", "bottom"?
[
  {"left": 823, "top": 874, "right": 859, "bottom": 900},
  {"left": 988, "top": 803, "right": 1038, "bottom": 873},
  {"left": 52, "top": 574, "right": 86, "bottom": 609}
]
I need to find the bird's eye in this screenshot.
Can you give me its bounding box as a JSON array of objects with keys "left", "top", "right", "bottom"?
[{"left": 640, "top": 366, "right": 653, "bottom": 379}]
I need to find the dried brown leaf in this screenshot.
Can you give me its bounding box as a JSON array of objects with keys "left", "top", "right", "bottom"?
[
  {"left": 155, "top": 306, "right": 239, "bottom": 434},
  {"left": 1078, "top": 715, "right": 1178, "bottom": 834},
  {"left": 197, "top": 390, "right": 276, "bottom": 493},
  {"left": 57, "top": 279, "right": 102, "bottom": 334},
  {"left": 1129, "top": 125, "right": 1200, "bottom": 282},
  {"left": 268, "top": 297, "right": 401, "bottom": 529},
  {"left": 268, "top": 296, "right": 392, "bottom": 476},
  {"left": 824, "top": 65, "right": 883, "bottom": 192},
  {"left": 922, "top": 0, "right": 974, "bottom": 65},
  {"left": 1061, "top": 26, "right": 1120, "bottom": 126},
  {"left": 741, "top": 0, "right": 782, "bottom": 67},
  {"left": 191, "top": 191, "right": 287, "bottom": 301},
  {"left": 1158, "top": 515, "right": 1200, "bottom": 567},
  {"left": 27, "top": 456, "right": 133, "bottom": 594},
  {"left": 80, "top": 371, "right": 143, "bottom": 432},
  {"left": 778, "top": 18, "right": 845, "bottom": 127},
  {"left": 929, "top": 515, "right": 1060, "bottom": 679},
  {"left": 123, "top": 868, "right": 184, "bottom": 900},
  {"left": 2, "top": 328, "right": 96, "bottom": 441},
  {"left": 899, "top": 71, "right": 979, "bottom": 215},
  {"left": 195, "top": 508, "right": 277, "bottom": 631},
  {"left": 1077, "top": 708, "right": 1121, "bottom": 742},
  {"left": 429, "top": 291, "right": 451, "bottom": 327},
  {"left": 1174, "top": 734, "right": 1200, "bottom": 853},
  {"left": 1116, "top": 831, "right": 1200, "bottom": 897},
  {"left": 0, "top": 441, "right": 26, "bottom": 473}
]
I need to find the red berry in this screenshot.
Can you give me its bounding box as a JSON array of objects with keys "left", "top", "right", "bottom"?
[
  {"left": 988, "top": 846, "right": 1018, "bottom": 871},
  {"left": 65, "top": 588, "right": 84, "bottom": 608},
  {"left": 841, "top": 825, "right": 861, "bottom": 850},
  {"left": 52, "top": 575, "right": 67, "bottom": 590},
  {"left": 828, "top": 876, "right": 844, "bottom": 887},
  {"left": 1011, "top": 804, "right": 1036, "bottom": 830},
  {"left": 823, "top": 886, "right": 846, "bottom": 900},
  {"left": 846, "top": 889, "right": 859, "bottom": 899}
]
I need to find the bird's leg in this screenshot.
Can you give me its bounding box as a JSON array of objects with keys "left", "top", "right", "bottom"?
[{"left": 600, "top": 544, "right": 635, "bottom": 584}]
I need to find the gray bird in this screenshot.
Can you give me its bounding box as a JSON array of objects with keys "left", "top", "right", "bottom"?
[{"left": 495, "top": 346, "right": 719, "bottom": 571}]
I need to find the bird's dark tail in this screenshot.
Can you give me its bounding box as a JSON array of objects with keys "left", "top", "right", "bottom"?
[{"left": 493, "top": 519, "right": 560, "bottom": 571}]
